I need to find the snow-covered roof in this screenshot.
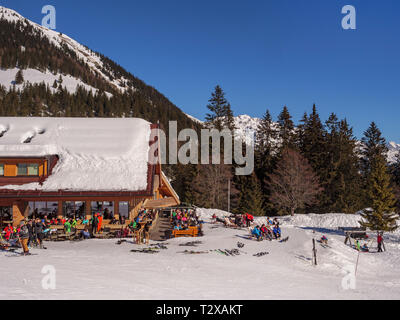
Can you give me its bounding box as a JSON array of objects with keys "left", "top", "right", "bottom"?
[{"left": 0, "top": 117, "right": 152, "bottom": 192}]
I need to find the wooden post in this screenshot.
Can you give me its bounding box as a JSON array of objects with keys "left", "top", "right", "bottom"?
[
  {"left": 312, "top": 239, "right": 317, "bottom": 266},
  {"left": 114, "top": 201, "right": 119, "bottom": 220},
  {"left": 57, "top": 201, "right": 63, "bottom": 219},
  {"left": 85, "top": 201, "right": 92, "bottom": 221}
]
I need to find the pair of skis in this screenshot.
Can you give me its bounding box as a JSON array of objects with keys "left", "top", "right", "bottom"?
[{"left": 253, "top": 252, "right": 269, "bottom": 257}]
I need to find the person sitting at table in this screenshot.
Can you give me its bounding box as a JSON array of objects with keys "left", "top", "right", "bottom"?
[
  {"left": 174, "top": 223, "right": 182, "bottom": 231},
  {"left": 80, "top": 227, "right": 91, "bottom": 240}
]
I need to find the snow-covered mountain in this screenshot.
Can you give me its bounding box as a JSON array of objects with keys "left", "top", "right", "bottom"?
[
  {"left": 0, "top": 6, "right": 128, "bottom": 95},
  {"left": 387, "top": 142, "right": 400, "bottom": 163}
]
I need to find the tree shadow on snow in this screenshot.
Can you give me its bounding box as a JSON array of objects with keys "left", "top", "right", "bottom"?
[
  {"left": 299, "top": 227, "right": 345, "bottom": 237},
  {"left": 235, "top": 234, "right": 253, "bottom": 241}
]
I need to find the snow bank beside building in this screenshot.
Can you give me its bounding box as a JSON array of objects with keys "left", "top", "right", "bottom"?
[{"left": 197, "top": 208, "right": 400, "bottom": 234}]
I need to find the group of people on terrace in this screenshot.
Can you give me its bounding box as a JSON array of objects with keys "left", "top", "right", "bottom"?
[
  {"left": 171, "top": 209, "right": 200, "bottom": 231},
  {"left": 0, "top": 208, "right": 160, "bottom": 253}
]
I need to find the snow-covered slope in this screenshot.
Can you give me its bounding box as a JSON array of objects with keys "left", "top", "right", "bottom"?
[
  {"left": 0, "top": 6, "right": 129, "bottom": 94},
  {"left": 0, "top": 68, "right": 111, "bottom": 97},
  {"left": 1, "top": 211, "right": 399, "bottom": 300}
]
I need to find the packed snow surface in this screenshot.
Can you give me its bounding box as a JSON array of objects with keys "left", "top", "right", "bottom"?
[
  {"left": 1, "top": 212, "right": 399, "bottom": 300},
  {"left": 0, "top": 117, "right": 151, "bottom": 191}
]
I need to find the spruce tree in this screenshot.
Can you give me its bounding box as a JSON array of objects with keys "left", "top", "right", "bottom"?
[
  {"left": 299, "top": 105, "right": 326, "bottom": 173},
  {"left": 255, "top": 109, "right": 279, "bottom": 213},
  {"left": 361, "top": 122, "right": 388, "bottom": 207},
  {"left": 360, "top": 154, "right": 398, "bottom": 232},
  {"left": 277, "top": 106, "right": 295, "bottom": 151},
  {"left": 236, "top": 173, "right": 264, "bottom": 216},
  {"left": 361, "top": 122, "right": 388, "bottom": 176},
  {"left": 205, "top": 85, "right": 235, "bottom": 131},
  {"left": 15, "top": 69, "right": 24, "bottom": 84},
  {"left": 323, "top": 117, "right": 363, "bottom": 213}
]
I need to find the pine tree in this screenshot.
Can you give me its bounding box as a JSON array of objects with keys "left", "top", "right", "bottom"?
[
  {"left": 298, "top": 105, "right": 326, "bottom": 173},
  {"left": 205, "top": 85, "right": 235, "bottom": 131},
  {"left": 361, "top": 122, "right": 388, "bottom": 176},
  {"left": 320, "top": 115, "right": 363, "bottom": 213},
  {"left": 236, "top": 173, "right": 264, "bottom": 216},
  {"left": 277, "top": 106, "right": 295, "bottom": 151},
  {"left": 15, "top": 69, "right": 24, "bottom": 84},
  {"left": 254, "top": 109, "right": 278, "bottom": 213},
  {"left": 360, "top": 154, "right": 398, "bottom": 232},
  {"left": 361, "top": 122, "right": 389, "bottom": 207}
]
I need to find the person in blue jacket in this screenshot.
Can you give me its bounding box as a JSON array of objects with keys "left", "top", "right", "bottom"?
[
  {"left": 252, "top": 226, "right": 262, "bottom": 241},
  {"left": 273, "top": 225, "right": 281, "bottom": 239}
]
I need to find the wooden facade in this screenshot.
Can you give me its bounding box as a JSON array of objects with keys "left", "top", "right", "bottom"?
[{"left": 0, "top": 123, "right": 180, "bottom": 226}]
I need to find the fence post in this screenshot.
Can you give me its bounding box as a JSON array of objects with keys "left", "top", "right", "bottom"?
[{"left": 312, "top": 238, "right": 317, "bottom": 266}]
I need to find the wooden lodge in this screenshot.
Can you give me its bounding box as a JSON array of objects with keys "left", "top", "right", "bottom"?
[{"left": 0, "top": 117, "right": 180, "bottom": 227}]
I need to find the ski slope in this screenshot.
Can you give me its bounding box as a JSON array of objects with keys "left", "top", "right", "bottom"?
[{"left": 0, "top": 212, "right": 399, "bottom": 300}]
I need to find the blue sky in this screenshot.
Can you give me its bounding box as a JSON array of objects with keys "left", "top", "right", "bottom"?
[{"left": 2, "top": 0, "right": 400, "bottom": 141}]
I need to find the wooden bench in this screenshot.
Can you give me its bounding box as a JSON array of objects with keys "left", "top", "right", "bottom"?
[{"left": 172, "top": 226, "right": 199, "bottom": 238}]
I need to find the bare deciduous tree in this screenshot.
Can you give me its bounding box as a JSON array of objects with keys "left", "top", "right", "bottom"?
[{"left": 267, "top": 148, "right": 323, "bottom": 216}]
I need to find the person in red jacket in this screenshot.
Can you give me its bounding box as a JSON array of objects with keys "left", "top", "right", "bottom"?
[
  {"left": 4, "top": 223, "right": 13, "bottom": 241},
  {"left": 245, "top": 213, "right": 254, "bottom": 227},
  {"left": 377, "top": 232, "right": 384, "bottom": 253}
]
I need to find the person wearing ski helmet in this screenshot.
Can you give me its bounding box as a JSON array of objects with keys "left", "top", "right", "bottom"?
[{"left": 18, "top": 220, "right": 30, "bottom": 255}]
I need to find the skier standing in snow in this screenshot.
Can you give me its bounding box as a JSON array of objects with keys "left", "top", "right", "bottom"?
[
  {"left": 18, "top": 220, "right": 30, "bottom": 256},
  {"left": 91, "top": 214, "right": 98, "bottom": 235},
  {"left": 377, "top": 232, "right": 384, "bottom": 252},
  {"left": 34, "top": 218, "right": 46, "bottom": 249},
  {"left": 26, "top": 219, "right": 35, "bottom": 247}
]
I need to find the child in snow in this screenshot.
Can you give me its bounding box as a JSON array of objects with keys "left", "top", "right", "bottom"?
[
  {"left": 321, "top": 235, "right": 328, "bottom": 245},
  {"left": 260, "top": 224, "right": 272, "bottom": 241},
  {"left": 361, "top": 243, "right": 369, "bottom": 252},
  {"left": 252, "top": 226, "right": 262, "bottom": 241},
  {"left": 273, "top": 225, "right": 281, "bottom": 239}
]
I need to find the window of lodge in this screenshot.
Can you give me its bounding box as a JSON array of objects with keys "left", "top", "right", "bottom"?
[
  {"left": 17, "top": 163, "right": 39, "bottom": 176},
  {"left": 0, "top": 164, "right": 3, "bottom": 176}
]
